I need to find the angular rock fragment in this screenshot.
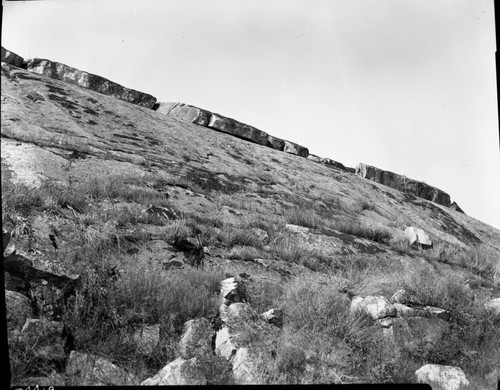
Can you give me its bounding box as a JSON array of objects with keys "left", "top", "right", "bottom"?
[
  {"left": 208, "top": 112, "right": 269, "bottom": 146},
  {"left": 267, "top": 135, "right": 285, "bottom": 151}
]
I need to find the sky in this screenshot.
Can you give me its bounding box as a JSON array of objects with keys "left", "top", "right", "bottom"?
[{"left": 1, "top": 0, "right": 499, "bottom": 229}]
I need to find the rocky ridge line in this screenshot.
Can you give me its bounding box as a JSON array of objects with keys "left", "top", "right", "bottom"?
[{"left": 1, "top": 46, "right": 462, "bottom": 211}]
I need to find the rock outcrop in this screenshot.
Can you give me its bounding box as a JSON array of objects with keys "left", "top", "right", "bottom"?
[
  {"left": 154, "top": 101, "right": 309, "bottom": 157},
  {"left": 26, "top": 58, "right": 157, "bottom": 108},
  {"left": 415, "top": 364, "right": 470, "bottom": 390},
  {"left": 1, "top": 46, "right": 26, "bottom": 68},
  {"left": 355, "top": 163, "right": 451, "bottom": 207}
]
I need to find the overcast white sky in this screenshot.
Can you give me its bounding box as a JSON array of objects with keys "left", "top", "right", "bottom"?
[{"left": 2, "top": 0, "right": 499, "bottom": 229}]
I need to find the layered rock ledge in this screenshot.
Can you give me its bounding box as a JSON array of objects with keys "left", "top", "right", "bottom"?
[
  {"left": 26, "top": 58, "right": 157, "bottom": 108},
  {"left": 154, "top": 102, "right": 309, "bottom": 158},
  {"left": 355, "top": 163, "right": 451, "bottom": 207}
]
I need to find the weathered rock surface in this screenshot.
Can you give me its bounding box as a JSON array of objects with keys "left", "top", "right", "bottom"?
[
  {"left": 155, "top": 102, "right": 212, "bottom": 126},
  {"left": 5, "top": 290, "right": 33, "bottom": 331},
  {"left": 283, "top": 139, "right": 309, "bottom": 158},
  {"left": 484, "top": 297, "right": 500, "bottom": 316},
  {"left": 350, "top": 295, "right": 397, "bottom": 320},
  {"left": 1, "top": 46, "right": 26, "bottom": 68},
  {"left": 26, "top": 58, "right": 156, "bottom": 108},
  {"left": 178, "top": 318, "right": 213, "bottom": 359},
  {"left": 66, "top": 350, "right": 138, "bottom": 386},
  {"left": 355, "top": 163, "right": 451, "bottom": 207},
  {"left": 259, "top": 308, "right": 284, "bottom": 328},
  {"left": 404, "top": 227, "right": 433, "bottom": 248},
  {"left": 415, "top": 364, "right": 470, "bottom": 390},
  {"left": 208, "top": 112, "right": 270, "bottom": 146},
  {"left": 267, "top": 134, "right": 285, "bottom": 151}
]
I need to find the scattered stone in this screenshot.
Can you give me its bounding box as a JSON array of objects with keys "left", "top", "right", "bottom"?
[
  {"left": 283, "top": 140, "right": 309, "bottom": 158},
  {"left": 415, "top": 364, "right": 470, "bottom": 390},
  {"left": 484, "top": 298, "right": 500, "bottom": 317},
  {"left": 5, "top": 290, "right": 33, "bottom": 331},
  {"left": 284, "top": 224, "right": 310, "bottom": 234},
  {"left": 259, "top": 308, "right": 284, "bottom": 328},
  {"left": 1, "top": 46, "right": 26, "bottom": 68},
  {"left": 404, "top": 227, "right": 433, "bottom": 248},
  {"left": 26, "top": 58, "right": 157, "bottom": 108},
  {"left": 142, "top": 204, "right": 182, "bottom": 219},
  {"left": 132, "top": 324, "right": 160, "bottom": 355},
  {"left": 391, "top": 289, "right": 406, "bottom": 304},
  {"left": 350, "top": 296, "right": 397, "bottom": 320},
  {"left": 219, "top": 277, "right": 250, "bottom": 307},
  {"left": 355, "top": 163, "right": 451, "bottom": 207},
  {"left": 66, "top": 350, "right": 138, "bottom": 386},
  {"left": 251, "top": 228, "right": 269, "bottom": 244},
  {"left": 140, "top": 357, "right": 207, "bottom": 385}
]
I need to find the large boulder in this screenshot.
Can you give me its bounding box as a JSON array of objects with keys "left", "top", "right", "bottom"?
[
  {"left": 155, "top": 102, "right": 212, "bottom": 126},
  {"left": 66, "top": 350, "right": 139, "bottom": 386},
  {"left": 26, "top": 58, "right": 157, "bottom": 108},
  {"left": 283, "top": 140, "right": 309, "bottom": 158},
  {"left": 415, "top": 364, "right": 470, "bottom": 390},
  {"left": 355, "top": 163, "right": 451, "bottom": 207},
  {"left": 404, "top": 227, "right": 433, "bottom": 248},
  {"left": 1, "top": 46, "right": 26, "bottom": 68},
  {"left": 208, "top": 112, "right": 269, "bottom": 146},
  {"left": 350, "top": 296, "right": 397, "bottom": 320}
]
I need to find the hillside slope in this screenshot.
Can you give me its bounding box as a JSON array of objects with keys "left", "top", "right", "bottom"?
[{"left": 2, "top": 55, "right": 499, "bottom": 387}]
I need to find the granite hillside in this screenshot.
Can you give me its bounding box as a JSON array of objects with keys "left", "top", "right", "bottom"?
[{"left": 2, "top": 47, "right": 499, "bottom": 388}]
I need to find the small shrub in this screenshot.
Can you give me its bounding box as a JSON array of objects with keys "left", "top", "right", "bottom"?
[
  {"left": 352, "top": 198, "right": 377, "bottom": 213},
  {"left": 228, "top": 246, "right": 261, "bottom": 261}
]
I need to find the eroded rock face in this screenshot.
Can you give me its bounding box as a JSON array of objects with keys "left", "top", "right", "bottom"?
[
  {"left": 178, "top": 318, "right": 213, "bottom": 359},
  {"left": 26, "top": 58, "right": 156, "bottom": 108},
  {"left": 1, "top": 46, "right": 26, "bottom": 68},
  {"left": 155, "top": 102, "right": 212, "bottom": 126},
  {"left": 208, "top": 113, "right": 269, "bottom": 146},
  {"left": 415, "top": 364, "right": 470, "bottom": 390},
  {"left": 355, "top": 163, "right": 451, "bottom": 207}
]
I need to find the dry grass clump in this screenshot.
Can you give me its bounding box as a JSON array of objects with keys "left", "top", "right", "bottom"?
[
  {"left": 285, "top": 207, "right": 324, "bottom": 229},
  {"left": 333, "top": 219, "right": 392, "bottom": 244},
  {"left": 63, "top": 248, "right": 224, "bottom": 378}
]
